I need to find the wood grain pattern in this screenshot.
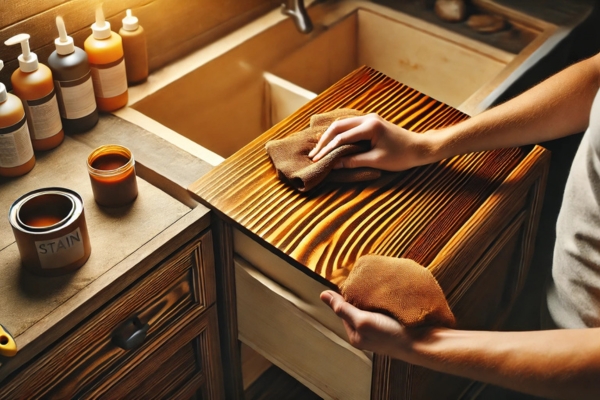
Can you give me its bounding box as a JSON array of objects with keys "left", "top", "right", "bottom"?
[
  {"left": 189, "top": 65, "right": 529, "bottom": 287},
  {"left": 212, "top": 217, "right": 245, "bottom": 400},
  {"left": 0, "top": 232, "right": 221, "bottom": 398}
]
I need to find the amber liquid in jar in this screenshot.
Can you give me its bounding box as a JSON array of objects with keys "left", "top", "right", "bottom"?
[{"left": 87, "top": 145, "right": 138, "bottom": 207}]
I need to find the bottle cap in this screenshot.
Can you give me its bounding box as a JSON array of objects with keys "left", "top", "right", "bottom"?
[
  {"left": 4, "top": 34, "right": 39, "bottom": 73},
  {"left": 54, "top": 16, "right": 75, "bottom": 55},
  {"left": 121, "top": 9, "right": 139, "bottom": 31},
  {"left": 92, "top": 5, "right": 112, "bottom": 40},
  {"left": 0, "top": 60, "right": 7, "bottom": 103}
]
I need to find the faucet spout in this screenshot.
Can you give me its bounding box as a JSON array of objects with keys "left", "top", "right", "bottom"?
[{"left": 281, "top": 0, "right": 313, "bottom": 34}]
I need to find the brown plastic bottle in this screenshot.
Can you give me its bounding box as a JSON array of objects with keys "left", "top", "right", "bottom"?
[
  {"left": 119, "top": 9, "right": 148, "bottom": 85},
  {"left": 0, "top": 60, "right": 35, "bottom": 178},
  {"left": 5, "top": 34, "right": 64, "bottom": 152}
]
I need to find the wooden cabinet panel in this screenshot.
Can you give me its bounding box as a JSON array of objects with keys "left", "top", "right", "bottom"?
[{"left": 0, "top": 231, "right": 218, "bottom": 399}]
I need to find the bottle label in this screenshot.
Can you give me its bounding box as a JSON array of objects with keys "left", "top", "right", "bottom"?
[
  {"left": 0, "top": 116, "right": 34, "bottom": 168},
  {"left": 24, "top": 90, "right": 63, "bottom": 140},
  {"left": 35, "top": 227, "right": 84, "bottom": 269},
  {"left": 90, "top": 57, "right": 128, "bottom": 98},
  {"left": 55, "top": 72, "right": 97, "bottom": 119}
]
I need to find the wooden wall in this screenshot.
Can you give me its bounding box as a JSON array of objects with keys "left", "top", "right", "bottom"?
[{"left": 0, "top": 0, "right": 280, "bottom": 88}]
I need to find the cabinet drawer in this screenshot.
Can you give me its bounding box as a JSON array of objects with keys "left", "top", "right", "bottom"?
[
  {"left": 0, "top": 231, "right": 216, "bottom": 399},
  {"left": 235, "top": 257, "right": 372, "bottom": 400}
]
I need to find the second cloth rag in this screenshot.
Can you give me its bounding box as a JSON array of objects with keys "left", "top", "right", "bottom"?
[
  {"left": 340, "top": 254, "right": 456, "bottom": 328},
  {"left": 266, "top": 109, "right": 381, "bottom": 192}
]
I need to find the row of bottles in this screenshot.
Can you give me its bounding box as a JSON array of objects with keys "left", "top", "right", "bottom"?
[{"left": 0, "top": 6, "right": 147, "bottom": 178}]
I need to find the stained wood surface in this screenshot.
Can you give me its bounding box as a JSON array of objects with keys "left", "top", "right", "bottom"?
[{"left": 189, "top": 65, "right": 531, "bottom": 288}]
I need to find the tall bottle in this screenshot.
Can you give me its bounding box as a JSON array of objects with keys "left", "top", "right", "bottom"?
[
  {"left": 119, "top": 9, "right": 148, "bottom": 85},
  {"left": 0, "top": 60, "right": 35, "bottom": 178},
  {"left": 48, "top": 16, "right": 99, "bottom": 133},
  {"left": 4, "top": 34, "right": 64, "bottom": 152},
  {"left": 84, "top": 5, "right": 128, "bottom": 112}
]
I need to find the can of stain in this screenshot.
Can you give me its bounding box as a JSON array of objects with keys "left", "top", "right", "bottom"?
[{"left": 9, "top": 187, "right": 92, "bottom": 276}]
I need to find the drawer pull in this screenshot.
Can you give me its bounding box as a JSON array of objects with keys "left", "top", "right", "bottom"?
[{"left": 112, "top": 316, "right": 149, "bottom": 350}]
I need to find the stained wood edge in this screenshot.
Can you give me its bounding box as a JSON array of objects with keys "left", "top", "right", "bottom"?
[
  {"left": 371, "top": 146, "right": 550, "bottom": 400},
  {"left": 0, "top": 206, "right": 211, "bottom": 382},
  {"left": 211, "top": 217, "right": 244, "bottom": 399},
  {"left": 428, "top": 145, "right": 550, "bottom": 291}
]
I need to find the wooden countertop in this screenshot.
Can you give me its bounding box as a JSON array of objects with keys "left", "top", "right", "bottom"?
[
  {"left": 0, "top": 114, "right": 213, "bottom": 380},
  {"left": 189, "top": 66, "right": 549, "bottom": 291}
]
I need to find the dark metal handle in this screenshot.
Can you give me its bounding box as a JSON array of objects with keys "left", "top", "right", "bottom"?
[{"left": 112, "top": 315, "right": 149, "bottom": 350}]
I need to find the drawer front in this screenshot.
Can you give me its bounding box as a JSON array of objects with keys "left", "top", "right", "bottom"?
[
  {"left": 96, "top": 306, "right": 223, "bottom": 400},
  {"left": 0, "top": 231, "right": 216, "bottom": 399}
]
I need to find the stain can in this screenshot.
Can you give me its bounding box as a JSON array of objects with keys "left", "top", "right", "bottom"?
[{"left": 9, "top": 187, "right": 92, "bottom": 276}]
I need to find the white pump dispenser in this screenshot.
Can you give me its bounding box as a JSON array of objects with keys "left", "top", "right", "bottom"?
[
  {"left": 92, "top": 5, "right": 112, "bottom": 40},
  {"left": 54, "top": 16, "right": 75, "bottom": 55},
  {"left": 4, "top": 34, "right": 39, "bottom": 73}
]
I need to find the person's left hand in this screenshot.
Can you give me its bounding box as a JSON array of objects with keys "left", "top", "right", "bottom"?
[{"left": 320, "top": 290, "right": 418, "bottom": 360}]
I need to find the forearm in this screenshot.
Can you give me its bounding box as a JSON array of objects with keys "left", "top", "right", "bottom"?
[
  {"left": 403, "top": 327, "right": 600, "bottom": 399},
  {"left": 424, "top": 53, "right": 600, "bottom": 162}
]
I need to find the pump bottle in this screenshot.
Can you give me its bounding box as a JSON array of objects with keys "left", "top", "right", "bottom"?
[
  {"left": 4, "top": 34, "right": 64, "bottom": 152},
  {"left": 119, "top": 9, "right": 148, "bottom": 85},
  {"left": 0, "top": 60, "right": 35, "bottom": 177},
  {"left": 84, "top": 5, "right": 128, "bottom": 112},
  {"left": 48, "top": 16, "right": 99, "bottom": 133}
]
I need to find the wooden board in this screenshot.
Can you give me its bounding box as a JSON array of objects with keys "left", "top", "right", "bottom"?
[{"left": 189, "top": 65, "right": 530, "bottom": 289}]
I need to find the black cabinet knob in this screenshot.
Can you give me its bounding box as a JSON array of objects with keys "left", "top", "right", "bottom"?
[{"left": 112, "top": 315, "right": 149, "bottom": 350}]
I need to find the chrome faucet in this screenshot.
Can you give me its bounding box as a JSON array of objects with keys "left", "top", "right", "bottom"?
[{"left": 281, "top": 0, "right": 313, "bottom": 33}]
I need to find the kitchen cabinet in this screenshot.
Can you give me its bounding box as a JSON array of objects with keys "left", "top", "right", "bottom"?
[
  {"left": 0, "top": 116, "right": 223, "bottom": 399},
  {"left": 189, "top": 66, "right": 550, "bottom": 399}
]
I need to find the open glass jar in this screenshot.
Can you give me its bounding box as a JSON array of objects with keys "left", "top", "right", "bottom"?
[{"left": 87, "top": 144, "right": 138, "bottom": 207}]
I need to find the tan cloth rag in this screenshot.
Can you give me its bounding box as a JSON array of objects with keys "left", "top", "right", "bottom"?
[
  {"left": 340, "top": 254, "right": 456, "bottom": 328},
  {"left": 265, "top": 109, "right": 381, "bottom": 192}
]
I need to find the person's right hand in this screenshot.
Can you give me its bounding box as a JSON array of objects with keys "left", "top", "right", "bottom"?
[{"left": 308, "top": 113, "right": 435, "bottom": 171}]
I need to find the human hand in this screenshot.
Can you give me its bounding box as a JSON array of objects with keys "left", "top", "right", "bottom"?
[
  {"left": 308, "top": 113, "right": 434, "bottom": 171},
  {"left": 320, "top": 290, "right": 418, "bottom": 360}
]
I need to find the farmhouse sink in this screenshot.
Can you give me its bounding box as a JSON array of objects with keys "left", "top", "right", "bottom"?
[{"left": 120, "top": 0, "right": 558, "bottom": 162}]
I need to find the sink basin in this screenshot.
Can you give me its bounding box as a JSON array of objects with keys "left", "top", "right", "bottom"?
[{"left": 123, "top": 0, "right": 556, "bottom": 161}]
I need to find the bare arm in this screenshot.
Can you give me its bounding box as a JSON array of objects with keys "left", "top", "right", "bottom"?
[
  {"left": 310, "top": 53, "right": 600, "bottom": 170},
  {"left": 321, "top": 291, "right": 600, "bottom": 400}
]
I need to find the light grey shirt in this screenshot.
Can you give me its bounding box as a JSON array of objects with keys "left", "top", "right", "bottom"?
[{"left": 547, "top": 88, "right": 600, "bottom": 329}]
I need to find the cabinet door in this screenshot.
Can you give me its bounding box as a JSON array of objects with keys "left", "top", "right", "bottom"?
[
  {"left": 0, "top": 231, "right": 222, "bottom": 399},
  {"left": 96, "top": 307, "right": 223, "bottom": 400}
]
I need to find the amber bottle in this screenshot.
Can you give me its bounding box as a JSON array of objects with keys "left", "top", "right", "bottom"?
[
  {"left": 84, "top": 5, "right": 128, "bottom": 112},
  {"left": 0, "top": 60, "right": 35, "bottom": 177},
  {"left": 4, "top": 33, "right": 64, "bottom": 151}
]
